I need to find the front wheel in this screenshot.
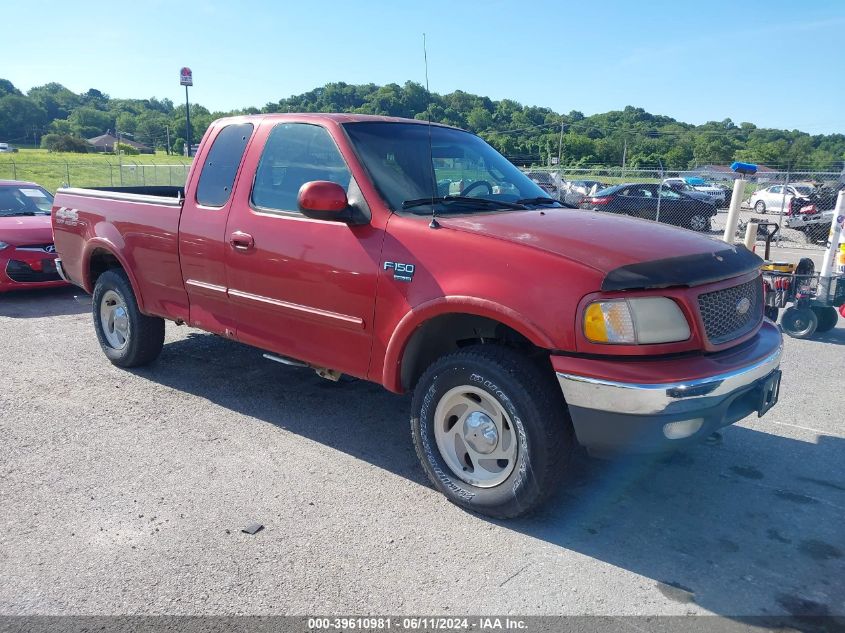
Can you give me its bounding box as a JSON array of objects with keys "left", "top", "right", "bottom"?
[
  {"left": 411, "top": 345, "right": 574, "bottom": 518},
  {"left": 93, "top": 269, "right": 165, "bottom": 367}
]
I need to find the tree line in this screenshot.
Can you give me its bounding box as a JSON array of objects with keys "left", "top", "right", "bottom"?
[{"left": 1, "top": 78, "right": 843, "bottom": 171}]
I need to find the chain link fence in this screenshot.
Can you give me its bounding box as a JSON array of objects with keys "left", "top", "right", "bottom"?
[
  {"left": 521, "top": 167, "right": 843, "bottom": 249},
  {"left": 0, "top": 160, "right": 191, "bottom": 193}
]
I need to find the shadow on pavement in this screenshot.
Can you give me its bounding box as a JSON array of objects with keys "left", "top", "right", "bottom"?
[
  {"left": 0, "top": 286, "right": 90, "bottom": 318},
  {"left": 134, "top": 330, "right": 844, "bottom": 624},
  {"left": 804, "top": 322, "right": 845, "bottom": 347}
]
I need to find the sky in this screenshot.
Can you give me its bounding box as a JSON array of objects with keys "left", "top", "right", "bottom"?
[{"left": 3, "top": 0, "right": 844, "bottom": 134}]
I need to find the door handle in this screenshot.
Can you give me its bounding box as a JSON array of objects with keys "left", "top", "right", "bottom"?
[{"left": 229, "top": 231, "right": 254, "bottom": 251}]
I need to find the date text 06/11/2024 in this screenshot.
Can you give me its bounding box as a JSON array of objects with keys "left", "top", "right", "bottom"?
[{"left": 306, "top": 617, "right": 528, "bottom": 630}]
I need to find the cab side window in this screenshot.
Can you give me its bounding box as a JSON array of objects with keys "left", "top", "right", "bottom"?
[
  {"left": 252, "top": 123, "right": 352, "bottom": 213},
  {"left": 195, "top": 123, "right": 254, "bottom": 207}
]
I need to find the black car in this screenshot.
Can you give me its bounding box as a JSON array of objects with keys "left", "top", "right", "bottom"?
[{"left": 579, "top": 183, "right": 717, "bottom": 232}]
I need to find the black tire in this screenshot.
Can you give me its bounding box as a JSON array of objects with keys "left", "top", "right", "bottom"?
[
  {"left": 781, "top": 306, "right": 818, "bottom": 339},
  {"left": 755, "top": 200, "right": 766, "bottom": 214},
  {"left": 92, "top": 269, "right": 164, "bottom": 367},
  {"left": 764, "top": 305, "right": 779, "bottom": 322},
  {"left": 813, "top": 306, "right": 839, "bottom": 333},
  {"left": 688, "top": 213, "right": 711, "bottom": 232},
  {"left": 410, "top": 345, "right": 574, "bottom": 518}
]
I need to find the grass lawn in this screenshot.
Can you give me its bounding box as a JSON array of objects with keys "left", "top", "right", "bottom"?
[{"left": 0, "top": 149, "right": 193, "bottom": 193}]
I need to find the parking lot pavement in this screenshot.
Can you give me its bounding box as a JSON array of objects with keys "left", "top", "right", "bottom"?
[{"left": 1, "top": 287, "right": 843, "bottom": 620}]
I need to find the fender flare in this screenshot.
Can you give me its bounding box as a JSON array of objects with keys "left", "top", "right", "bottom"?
[
  {"left": 81, "top": 238, "right": 147, "bottom": 313},
  {"left": 382, "top": 296, "right": 555, "bottom": 392}
]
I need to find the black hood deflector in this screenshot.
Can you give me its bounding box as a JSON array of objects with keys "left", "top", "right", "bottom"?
[{"left": 602, "top": 246, "right": 762, "bottom": 291}]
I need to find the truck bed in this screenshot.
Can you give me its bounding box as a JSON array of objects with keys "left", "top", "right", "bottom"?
[{"left": 52, "top": 185, "right": 189, "bottom": 322}]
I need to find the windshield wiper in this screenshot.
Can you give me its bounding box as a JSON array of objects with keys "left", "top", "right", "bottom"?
[
  {"left": 0, "top": 211, "right": 36, "bottom": 216},
  {"left": 515, "top": 197, "right": 561, "bottom": 206},
  {"left": 401, "top": 196, "right": 526, "bottom": 211}
]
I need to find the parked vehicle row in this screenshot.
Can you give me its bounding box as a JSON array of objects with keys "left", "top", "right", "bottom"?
[{"left": 580, "top": 183, "right": 717, "bottom": 231}]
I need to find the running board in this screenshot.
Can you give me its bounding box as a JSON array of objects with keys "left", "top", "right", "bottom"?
[
  {"left": 262, "top": 353, "right": 307, "bottom": 368},
  {"left": 262, "top": 353, "right": 342, "bottom": 382}
]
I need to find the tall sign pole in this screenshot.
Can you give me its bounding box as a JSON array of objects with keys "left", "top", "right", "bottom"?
[{"left": 180, "top": 67, "right": 193, "bottom": 156}]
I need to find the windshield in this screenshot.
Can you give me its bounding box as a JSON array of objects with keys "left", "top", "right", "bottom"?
[
  {"left": 793, "top": 186, "right": 813, "bottom": 196},
  {"left": 343, "top": 122, "right": 552, "bottom": 214},
  {"left": 0, "top": 185, "right": 53, "bottom": 216}
]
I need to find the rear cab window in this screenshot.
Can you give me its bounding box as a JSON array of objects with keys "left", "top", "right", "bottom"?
[{"left": 195, "top": 123, "right": 254, "bottom": 207}]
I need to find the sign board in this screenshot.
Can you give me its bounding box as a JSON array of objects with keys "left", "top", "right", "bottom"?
[{"left": 180, "top": 67, "right": 193, "bottom": 86}]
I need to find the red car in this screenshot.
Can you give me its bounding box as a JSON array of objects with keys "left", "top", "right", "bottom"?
[{"left": 0, "top": 181, "right": 67, "bottom": 292}]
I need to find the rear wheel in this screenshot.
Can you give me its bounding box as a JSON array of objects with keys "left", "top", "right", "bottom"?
[
  {"left": 755, "top": 200, "right": 766, "bottom": 214},
  {"left": 813, "top": 306, "right": 839, "bottom": 333},
  {"left": 781, "top": 306, "right": 818, "bottom": 339},
  {"left": 411, "top": 345, "right": 574, "bottom": 518},
  {"left": 93, "top": 269, "right": 164, "bottom": 367}
]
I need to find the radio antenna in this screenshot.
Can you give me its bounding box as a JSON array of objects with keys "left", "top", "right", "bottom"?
[{"left": 423, "top": 33, "right": 440, "bottom": 229}]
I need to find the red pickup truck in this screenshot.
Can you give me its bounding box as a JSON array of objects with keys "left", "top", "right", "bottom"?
[{"left": 52, "top": 114, "right": 783, "bottom": 518}]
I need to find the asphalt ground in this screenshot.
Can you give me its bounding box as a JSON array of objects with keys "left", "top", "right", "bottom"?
[{"left": 1, "top": 286, "right": 843, "bottom": 623}]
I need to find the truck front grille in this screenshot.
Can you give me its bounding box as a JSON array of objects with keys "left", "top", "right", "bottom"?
[{"left": 698, "top": 276, "right": 763, "bottom": 345}]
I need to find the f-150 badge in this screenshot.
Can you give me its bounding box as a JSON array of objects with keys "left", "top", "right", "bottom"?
[{"left": 384, "top": 261, "right": 415, "bottom": 282}]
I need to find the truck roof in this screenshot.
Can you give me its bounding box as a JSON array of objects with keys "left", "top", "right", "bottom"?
[{"left": 212, "top": 112, "right": 459, "bottom": 129}]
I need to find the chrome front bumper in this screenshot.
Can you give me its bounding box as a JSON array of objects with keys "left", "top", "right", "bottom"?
[
  {"left": 554, "top": 329, "right": 783, "bottom": 454},
  {"left": 54, "top": 257, "right": 70, "bottom": 282},
  {"left": 556, "top": 341, "right": 783, "bottom": 417}
]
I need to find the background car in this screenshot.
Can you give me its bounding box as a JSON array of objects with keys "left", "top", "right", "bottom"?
[
  {"left": 0, "top": 181, "right": 67, "bottom": 292},
  {"left": 663, "top": 177, "right": 724, "bottom": 207},
  {"left": 580, "top": 183, "right": 717, "bottom": 231},
  {"left": 561, "top": 179, "right": 607, "bottom": 207},
  {"left": 523, "top": 171, "right": 562, "bottom": 200},
  {"left": 747, "top": 183, "right": 816, "bottom": 214},
  {"left": 682, "top": 176, "right": 728, "bottom": 208}
]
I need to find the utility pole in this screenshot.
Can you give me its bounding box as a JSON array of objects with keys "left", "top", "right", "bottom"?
[
  {"left": 165, "top": 126, "right": 171, "bottom": 155},
  {"left": 621, "top": 139, "right": 627, "bottom": 179},
  {"left": 557, "top": 120, "right": 564, "bottom": 168},
  {"left": 117, "top": 128, "right": 123, "bottom": 185}
]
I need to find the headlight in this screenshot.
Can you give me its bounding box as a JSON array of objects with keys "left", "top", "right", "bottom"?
[
  {"left": 0, "top": 241, "right": 9, "bottom": 250},
  {"left": 584, "top": 297, "right": 690, "bottom": 344}
]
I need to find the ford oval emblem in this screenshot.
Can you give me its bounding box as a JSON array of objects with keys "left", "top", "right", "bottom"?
[{"left": 736, "top": 297, "right": 751, "bottom": 315}]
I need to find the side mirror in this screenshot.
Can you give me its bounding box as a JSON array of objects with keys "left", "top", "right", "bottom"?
[{"left": 297, "top": 181, "right": 349, "bottom": 221}]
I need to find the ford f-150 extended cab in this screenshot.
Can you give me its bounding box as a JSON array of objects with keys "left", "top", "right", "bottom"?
[{"left": 52, "top": 114, "right": 783, "bottom": 518}]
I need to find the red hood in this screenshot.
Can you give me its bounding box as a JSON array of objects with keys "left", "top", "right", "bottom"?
[
  {"left": 0, "top": 214, "right": 54, "bottom": 246},
  {"left": 439, "top": 209, "right": 758, "bottom": 289}
]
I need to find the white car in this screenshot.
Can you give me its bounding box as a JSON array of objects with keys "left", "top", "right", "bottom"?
[
  {"left": 747, "top": 183, "right": 815, "bottom": 214},
  {"left": 0, "top": 143, "right": 17, "bottom": 153}
]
